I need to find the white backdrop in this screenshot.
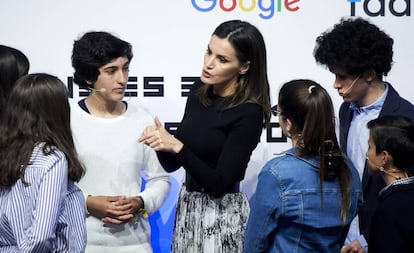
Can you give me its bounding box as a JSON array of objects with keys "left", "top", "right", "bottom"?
[{"left": 2, "top": 1, "right": 413, "bottom": 252}]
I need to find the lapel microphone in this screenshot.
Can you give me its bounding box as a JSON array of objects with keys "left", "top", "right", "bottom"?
[
  {"left": 342, "top": 74, "right": 361, "bottom": 96},
  {"left": 87, "top": 87, "right": 106, "bottom": 92}
]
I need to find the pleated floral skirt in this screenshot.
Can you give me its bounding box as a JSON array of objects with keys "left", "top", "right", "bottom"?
[{"left": 171, "top": 186, "right": 250, "bottom": 253}]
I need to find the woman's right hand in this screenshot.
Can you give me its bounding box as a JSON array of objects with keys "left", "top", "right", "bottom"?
[{"left": 138, "top": 117, "right": 183, "bottom": 154}]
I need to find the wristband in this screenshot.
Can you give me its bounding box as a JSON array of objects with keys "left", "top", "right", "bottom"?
[
  {"left": 137, "top": 196, "right": 145, "bottom": 209},
  {"left": 132, "top": 196, "right": 148, "bottom": 221}
]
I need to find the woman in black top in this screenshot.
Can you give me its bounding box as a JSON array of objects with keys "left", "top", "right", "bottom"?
[{"left": 139, "top": 20, "right": 271, "bottom": 252}]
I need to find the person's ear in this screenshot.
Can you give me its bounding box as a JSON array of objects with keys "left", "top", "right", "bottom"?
[
  {"left": 381, "top": 150, "right": 393, "bottom": 166},
  {"left": 239, "top": 61, "right": 250, "bottom": 75},
  {"left": 363, "top": 68, "right": 377, "bottom": 83},
  {"left": 285, "top": 117, "right": 293, "bottom": 136}
]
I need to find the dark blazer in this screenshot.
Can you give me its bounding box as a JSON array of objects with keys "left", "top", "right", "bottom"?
[
  {"left": 339, "top": 83, "right": 414, "bottom": 240},
  {"left": 369, "top": 182, "right": 414, "bottom": 253}
]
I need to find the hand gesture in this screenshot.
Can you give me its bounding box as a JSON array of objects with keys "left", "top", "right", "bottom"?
[{"left": 139, "top": 117, "right": 183, "bottom": 153}]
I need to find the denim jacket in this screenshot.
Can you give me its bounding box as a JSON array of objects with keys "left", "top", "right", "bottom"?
[{"left": 245, "top": 148, "right": 363, "bottom": 253}]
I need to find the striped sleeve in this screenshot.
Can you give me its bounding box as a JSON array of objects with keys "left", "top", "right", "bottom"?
[
  {"left": 13, "top": 152, "right": 68, "bottom": 252},
  {"left": 63, "top": 182, "right": 87, "bottom": 252}
]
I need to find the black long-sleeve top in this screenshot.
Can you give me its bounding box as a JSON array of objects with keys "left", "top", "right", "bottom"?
[
  {"left": 157, "top": 79, "right": 263, "bottom": 198},
  {"left": 369, "top": 180, "right": 414, "bottom": 253}
]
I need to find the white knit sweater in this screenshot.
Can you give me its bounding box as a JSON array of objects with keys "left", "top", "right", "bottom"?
[{"left": 70, "top": 99, "right": 170, "bottom": 253}]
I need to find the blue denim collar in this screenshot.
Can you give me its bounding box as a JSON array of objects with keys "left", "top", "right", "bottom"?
[{"left": 282, "top": 147, "right": 320, "bottom": 168}]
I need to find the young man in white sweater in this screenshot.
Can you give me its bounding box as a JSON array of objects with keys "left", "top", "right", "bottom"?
[{"left": 70, "top": 31, "right": 170, "bottom": 253}]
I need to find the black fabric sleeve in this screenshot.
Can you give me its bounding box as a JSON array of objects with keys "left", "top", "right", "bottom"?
[{"left": 177, "top": 104, "right": 262, "bottom": 197}]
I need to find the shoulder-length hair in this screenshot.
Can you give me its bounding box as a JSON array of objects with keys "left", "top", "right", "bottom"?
[
  {"left": 0, "top": 73, "right": 85, "bottom": 186},
  {"left": 198, "top": 20, "right": 271, "bottom": 126}
]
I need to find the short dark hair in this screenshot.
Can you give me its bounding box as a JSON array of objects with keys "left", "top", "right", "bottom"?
[
  {"left": 367, "top": 115, "right": 414, "bottom": 172},
  {"left": 71, "top": 31, "right": 133, "bottom": 88},
  {"left": 314, "top": 17, "right": 393, "bottom": 77}
]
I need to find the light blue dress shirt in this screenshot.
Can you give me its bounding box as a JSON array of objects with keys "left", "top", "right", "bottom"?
[
  {"left": 344, "top": 84, "right": 388, "bottom": 251},
  {"left": 0, "top": 145, "right": 87, "bottom": 252}
]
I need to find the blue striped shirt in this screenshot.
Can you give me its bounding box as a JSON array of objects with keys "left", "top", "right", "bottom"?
[{"left": 0, "top": 145, "right": 87, "bottom": 252}]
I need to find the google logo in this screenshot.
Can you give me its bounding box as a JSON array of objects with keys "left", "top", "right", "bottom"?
[{"left": 191, "top": 0, "right": 301, "bottom": 19}]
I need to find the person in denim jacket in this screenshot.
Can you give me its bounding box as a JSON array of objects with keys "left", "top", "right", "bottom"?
[{"left": 244, "top": 79, "right": 363, "bottom": 252}]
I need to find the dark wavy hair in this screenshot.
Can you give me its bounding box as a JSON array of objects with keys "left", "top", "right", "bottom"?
[
  {"left": 367, "top": 115, "right": 414, "bottom": 174},
  {"left": 198, "top": 20, "right": 271, "bottom": 126},
  {"left": 0, "top": 45, "right": 29, "bottom": 114},
  {"left": 71, "top": 31, "right": 133, "bottom": 89},
  {"left": 277, "top": 79, "right": 352, "bottom": 223},
  {"left": 314, "top": 17, "right": 393, "bottom": 77},
  {"left": 0, "top": 73, "right": 85, "bottom": 186}
]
